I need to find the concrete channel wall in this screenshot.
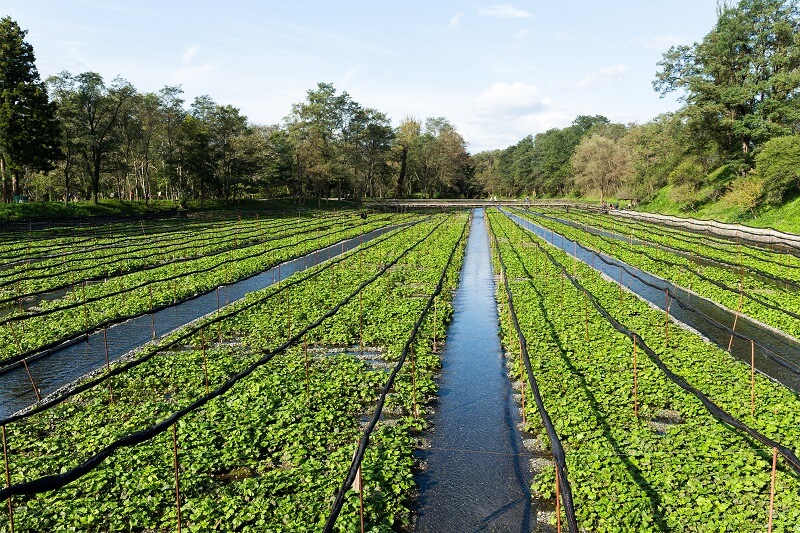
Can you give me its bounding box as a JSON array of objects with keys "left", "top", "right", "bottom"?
[
  {"left": 607, "top": 209, "right": 800, "bottom": 248},
  {"left": 370, "top": 200, "right": 800, "bottom": 248}
]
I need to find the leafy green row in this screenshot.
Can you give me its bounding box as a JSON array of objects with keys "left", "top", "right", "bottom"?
[
  {"left": 535, "top": 206, "right": 800, "bottom": 282},
  {"left": 488, "top": 209, "right": 800, "bottom": 532},
  {"left": 0, "top": 212, "right": 369, "bottom": 303},
  {"left": 515, "top": 209, "right": 800, "bottom": 340},
  {"left": 0, "top": 212, "right": 416, "bottom": 363},
  {"left": 0, "top": 211, "right": 468, "bottom": 532}
]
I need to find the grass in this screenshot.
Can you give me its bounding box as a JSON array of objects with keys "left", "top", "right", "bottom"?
[
  {"left": 637, "top": 186, "right": 800, "bottom": 234},
  {"left": 0, "top": 198, "right": 359, "bottom": 223}
]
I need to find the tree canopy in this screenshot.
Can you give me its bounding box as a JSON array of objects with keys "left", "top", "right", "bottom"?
[
  {"left": 655, "top": 0, "right": 800, "bottom": 160},
  {"left": 0, "top": 16, "right": 60, "bottom": 201}
]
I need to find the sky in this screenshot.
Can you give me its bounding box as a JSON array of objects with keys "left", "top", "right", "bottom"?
[{"left": 5, "top": 1, "right": 721, "bottom": 153}]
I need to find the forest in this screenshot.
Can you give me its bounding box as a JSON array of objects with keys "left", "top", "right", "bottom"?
[{"left": 2, "top": 0, "right": 800, "bottom": 213}]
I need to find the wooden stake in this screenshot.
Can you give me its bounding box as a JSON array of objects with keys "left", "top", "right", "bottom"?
[
  {"left": 286, "top": 289, "right": 291, "bottom": 342},
  {"left": 664, "top": 289, "right": 670, "bottom": 347},
  {"left": 768, "top": 446, "right": 777, "bottom": 533},
  {"left": 728, "top": 291, "right": 744, "bottom": 352},
  {"left": 201, "top": 331, "right": 209, "bottom": 395},
  {"left": 411, "top": 342, "right": 418, "bottom": 419},
  {"left": 633, "top": 336, "right": 639, "bottom": 418},
  {"left": 150, "top": 285, "right": 156, "bottom": 340},
  {"left": 2, "top": 425, "right": 13, "bottom": 533},
  {"left": 583, "top": 292, "right": 589, "bottom": 343},
  {"left": 21, "top": 358, "right": 40, "bottom": 402},
  {"left": 751, "top": 340, "right": 755, "bottom": 417},
  {"left": 172, "top": 424, "right": 182, "bottom": 533},
  {"left": 432, "top": 297, "right": 438, "bottom": 352},
  {"left": 103, "top": 328, "right": 114, "bottom": 404},
  {"left": 518, "top": 336, "right": 526, "bottom": 426},
  {"left": 303, "top": 335, "right": 310, "bottom": 405},
  {"left": 359, "top": 292, "right": 364, "bottom": 356},
  {"left": 555, "top": 465, "right": 562, "bottom": 533}
]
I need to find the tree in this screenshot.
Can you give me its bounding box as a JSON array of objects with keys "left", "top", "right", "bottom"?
[
  {"left": 285, "top": 83, "right": 353, "bottom": 199},
  {"left": 622, "top": 113, "right": 688, "bottom": 199},
  {"left": 754, "top": 134, "right": 800, "bottom": 203},
  {"left": 571, "top": 134, "right": 629, "bottom": 202},
  {"left": 156, "top": 86, "right": 186, "bottom": 200},
  {"left": 655, "top": 0, "right": 800, "bottom": 161},
  {"left": 393, "top": 117, "right": 422, "bottom": 197},
  {"left": 346, "top": 107, "right": 393, "bottom": 197},
  {"left": 0, "top": 17, "right": 60, "bottom": 201},
  {"left": 418, "top": 118, "right": 470, "bottom": 197},
  {"left": 48, "top": 71, "right": 135, "bottom": 203}
]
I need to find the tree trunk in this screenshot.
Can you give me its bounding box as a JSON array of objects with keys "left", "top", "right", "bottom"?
[
  {"left": 0, "top": 158, "right": 8, "bottom": 203},
  {"left": 396, "top": 146, "right": 408, "bottom": 198},
  {"left": 92, "top": 152, "right": 101, "bottom": 204}
]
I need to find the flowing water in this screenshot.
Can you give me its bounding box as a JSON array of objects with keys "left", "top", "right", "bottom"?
[
  {"left": 505, "top": 210, "right": 800, "bottom": 393},
  {"left": 414, "top": 209, "right": 533, "bottom": 532},
  {"left": 0, "top": 224, "right": 403, "bottom": 419}
]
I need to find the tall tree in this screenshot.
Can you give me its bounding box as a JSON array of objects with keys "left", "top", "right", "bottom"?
[
  {"left": 285, "top": 83, "right": 353, "bottom": 199},
  {"left": 48, "top": 71, "right": 135, "bottom": 203},
  {"left": 393, "top": 116, "right": 421, "bottom": 197},
  {"left": 0, "top": 17, "right": 60, "bottom": 201},
  {"left": 571, "top": 134, "right": 629, "bottom": 203},
  {"left": 655, "top": 0, "right": 800, "bottom": 161}
]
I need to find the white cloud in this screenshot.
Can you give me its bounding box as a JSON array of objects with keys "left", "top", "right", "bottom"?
[
  {"left": 449, "top": 12, "right": 464, "bottom": 29},
  {"left": 181, "top": 44, "right": 200, "bottom": 65},
  {"left": 170, "top": 45, "right": 215, "bottom": 86},
  {"left": 339, "top": 65, "right": 365, "bottom": 87},
  {"left": 475, "top": 82, "right": 549, "bottom": 117},
  {"left": 461, "top": 82, "right": 574, "bottom": 152},
  {"left": 477, "top": 4, "right": 531, "bottom": 19},
  {"left": 576, "top": 64, "right": 629, "bottom": 88}
]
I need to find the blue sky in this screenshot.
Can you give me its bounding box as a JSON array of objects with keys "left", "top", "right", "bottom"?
[{"left": 6, "top": 1, "right": 720, "bottom": 153}]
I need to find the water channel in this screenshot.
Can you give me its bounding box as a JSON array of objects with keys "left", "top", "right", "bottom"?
[
  {"left": 0, "top": 223, "right": 404, "bottom": 419},
  {"left": 414, "top": 209, "right": 533, "bottom": 532},
  {"left": 526, "top": 209, "right": 800, "bottom": 292},
  {"left": 504, "top": 209, "right": 800, "bottom": 393}
]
